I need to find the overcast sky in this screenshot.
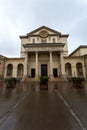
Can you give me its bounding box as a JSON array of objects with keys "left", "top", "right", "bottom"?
[{"left": 0, "top": 0, "right": 87, "bottom": 57}]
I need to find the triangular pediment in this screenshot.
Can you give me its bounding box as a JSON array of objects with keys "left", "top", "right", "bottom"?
[
  {"left": 27, "top": 26, "right": 61, "bottom": 36},
  {"left": 19, "top": 26, "right": 69, "bottom": 39}
]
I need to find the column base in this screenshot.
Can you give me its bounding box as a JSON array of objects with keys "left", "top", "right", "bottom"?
[
  {"left": 61, "top": 74, "right": 67, "bottom": 81},
  {"left": 21, "top": 75, "right": 27, "bottom": 82},
  {"left": 35, "top": 75, "right": 39, "bottom": 81},
  {"left": 49, "top": 75, "right": 54, "bottom": 81}
]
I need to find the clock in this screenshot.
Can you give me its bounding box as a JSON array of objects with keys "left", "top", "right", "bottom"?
[{"left": 39, "top": 30, "right": 48, "bottom": 38}]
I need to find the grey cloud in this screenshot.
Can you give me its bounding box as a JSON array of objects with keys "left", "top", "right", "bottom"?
[
  {"left": 0, "top": 0, "right": 87, "bottom": 56},
  {"left": 69, "top": 17, "right": 87, "bottom": 43}
]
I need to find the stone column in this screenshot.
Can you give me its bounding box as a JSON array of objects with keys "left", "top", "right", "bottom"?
[
  {"left": 60, "top": 51, "right": 65, "bottom": 77},
  {"left": 72, "top": 64, "right": 77, "bottom": 77},
  {"left": 50, "top": 51, "right": 53, "bottom": 77},
  {"left": 24, "top": 51, "right": 28, "bottom": 77},
  {"left": 13, "top": 66, "right": 17, "bottom": 77},
  {"left": 4, "top": 66, "right": 7, "bottom": 78},
  {"left": 35, "top": 51, "right": 38, "bottom": 78}
]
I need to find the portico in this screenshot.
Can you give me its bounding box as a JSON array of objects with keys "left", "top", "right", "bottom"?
[{"left": 23, "top": 43, "right": 65, "bottom": 80}]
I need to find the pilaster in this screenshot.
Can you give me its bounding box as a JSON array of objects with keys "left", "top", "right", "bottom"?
[
  {"left": 35, "top": 51, "right": 39, "bottom": 79},
  {"left": 50, "top": 51, "right": 53, "bottom": 78},
  {"left": 22, "top": 51, "right": 28, "bottom": 81},
  {"left": 60, "top": 51, "right": 65, "bottom": 78}
]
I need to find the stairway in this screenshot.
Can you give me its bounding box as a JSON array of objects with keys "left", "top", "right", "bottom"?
[
  {"left": 21, "top": 75, "right": 67, "bottom": 82},
  {"left": 25, "top": 77, "right": 39, "bottom": 82}
]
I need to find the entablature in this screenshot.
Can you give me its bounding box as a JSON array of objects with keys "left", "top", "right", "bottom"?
[{"left": 23, "top": 43, "right": 65, "bottom": 52}]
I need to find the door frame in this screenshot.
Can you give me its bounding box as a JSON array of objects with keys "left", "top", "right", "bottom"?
[{"left": 41, "top": 64, "right": 48, "bottom": 76}]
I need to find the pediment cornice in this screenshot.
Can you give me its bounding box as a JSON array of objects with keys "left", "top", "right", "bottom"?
[
  {"left": 27, "top": 26, "right": 61, "bottom": 36},
  {"left": 19, "top": 26, "right": 69, "bottom": 39}
]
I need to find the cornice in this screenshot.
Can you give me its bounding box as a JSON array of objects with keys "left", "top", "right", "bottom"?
[
  {"left": 19, "top": 35, "right": 28, "bottom": 39},
  {"left": 27, "top": 26, "right": 61, "bottom": 35},
  {"left": 7, "top": 58, "right": 24, "bottom": 60}
]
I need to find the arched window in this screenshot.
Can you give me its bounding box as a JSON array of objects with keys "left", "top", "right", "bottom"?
[
  {"left": 17, "top": 64, "right": 24, "bottom": 77},
  {"left": 65, "top": 63, "right": 72, "bottom": 77},
  {"left": 76, "top": 62, "right": 83, "bottom": 77},
  {"left": 7, "top": 64, "right": 13, "bottom": 77}
]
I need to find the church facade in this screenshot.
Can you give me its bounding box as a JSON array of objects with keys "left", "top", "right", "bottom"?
[{"left": 0, "top": 26, "right": 87, "bottom": 81}]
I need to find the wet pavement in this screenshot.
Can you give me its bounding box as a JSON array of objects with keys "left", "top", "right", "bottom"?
[
  {"left": 0, "top": 81, "right": 87, "bottom": 130},
  {"left": 0, "top": 82, "right": 30, "bottom": 121},
  {"left": 54, "top": 81, "right": 87, "bottom": 130}
]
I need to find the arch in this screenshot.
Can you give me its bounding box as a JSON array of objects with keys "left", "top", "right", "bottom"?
[
  {"left": 65, "top": 63, "right": 72, "bottom": 77},
  {"left": 76, "top": 62, "right": 83, "bottom": 77},
  {"left": 17, "top": 64, "right": 24, "bottom": 77},
  {"left": 7, "top": 64, "right": 13, "bottom": 77}
]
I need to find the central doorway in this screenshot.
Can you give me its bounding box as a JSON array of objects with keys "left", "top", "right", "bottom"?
[{"left": 41, "top": 64, "right": 47, "bottom": 76}]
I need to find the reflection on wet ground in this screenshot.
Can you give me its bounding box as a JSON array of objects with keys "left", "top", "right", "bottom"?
[
  {"left": 0, "top": 81, "right": 87, "bottom": 130},
  {"left": 53, "top": 81, "right": 87, "bottom": 129},
  {"left": 0, "top": 82, "right": 31, "bottom": 120}
]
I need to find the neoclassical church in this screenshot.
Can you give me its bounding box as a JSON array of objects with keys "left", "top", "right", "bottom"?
[{"left": 0, "top": 26, "right": 87, "bottom": 81}]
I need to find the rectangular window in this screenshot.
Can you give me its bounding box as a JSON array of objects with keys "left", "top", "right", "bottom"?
[
  {"left": 41, "top": 39, "right": 47, "bottom": 43},
  {"left": 32, "top": 39, "right": 35, "bottom": 43},
  {"left": 53, "top": 38, "right": 55, "bottom": 43}
]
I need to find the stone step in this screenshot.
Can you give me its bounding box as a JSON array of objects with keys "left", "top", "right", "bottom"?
[
  {"left": 25, "top": 77, "right": 65, "bottom": 82},
  {"left": 25, "top": 78, "right": 38, "bottom": 82},
  {"left": 49, "top": 78, "right": 65, "bottom": 81}
]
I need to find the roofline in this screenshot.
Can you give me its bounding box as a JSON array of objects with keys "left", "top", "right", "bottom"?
[
  {"left": 60, "top": 34, "right": 69, "bottom": 37},
  {"left": 69, "top": 45, "right": 87, "bottom": 56},
  {"left": 19, "top": 26, "right": 69, "bottom": 38},
  {"left": 27, "top": 26, "right": 61, "bottom": 35},
  {"left": 0, "top": 55, "right": 7, "bottom": 59},
  {"left": 19, "top": 35, "right": 28, "bottom": 39},
  {"left": 7, "top": 57, "right": 24, "bottom": 60}
]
